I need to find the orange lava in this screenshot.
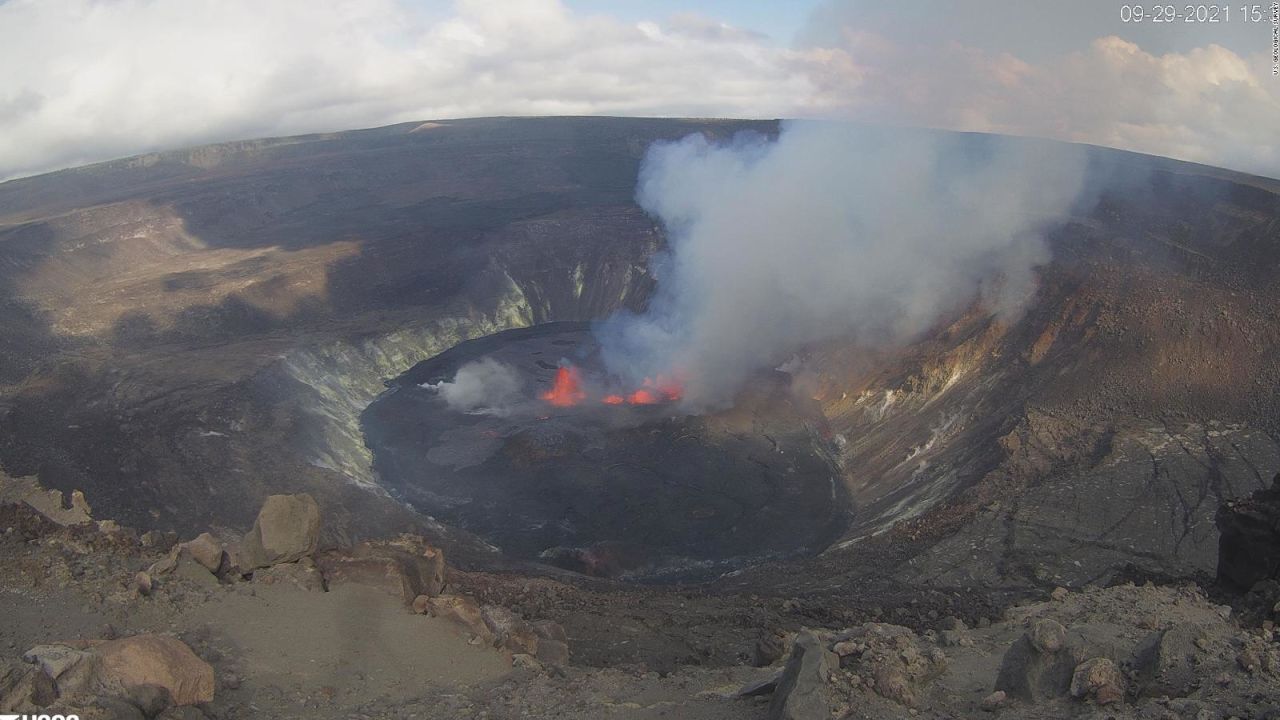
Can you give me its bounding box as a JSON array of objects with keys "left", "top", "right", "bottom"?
[
  {"left": 538, "top": 364, "right": 686, "bottom": 408},
  {"left": 540, "top": 365, "right": 586, "bottom": 407},
  {"left": 627, "top": 388, "right": 659, "bottom": 405}
]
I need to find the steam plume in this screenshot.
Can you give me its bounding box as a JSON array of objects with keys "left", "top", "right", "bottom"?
[
  {"left": 423, "top": 358, "right": 523, "bottom": 416},
  {"left": 597, "top": 122, "right": 1087, "bottom": 409}
]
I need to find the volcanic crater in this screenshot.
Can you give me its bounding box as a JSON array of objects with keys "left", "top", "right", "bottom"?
[
  {"left": 0, "top": 117, "right": 1278, "bottom": 624},
  {"left": 364, "top": 322, "right": 848, "bottom": 580}
]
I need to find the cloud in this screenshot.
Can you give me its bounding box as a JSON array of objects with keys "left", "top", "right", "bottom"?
[
  {"left": 596, "top": 122, "right": 1087, "bottom": 409},
  {"left": 0, "top": 0, "right": 1277, "bottom": 180},
  {"left": 0, "top": 0, "right": 818, "bottom": 180},
  {"left": 798, "top": 19, "right": 1280, "bottom": 177}
]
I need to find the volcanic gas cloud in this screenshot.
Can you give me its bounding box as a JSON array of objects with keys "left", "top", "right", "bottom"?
[{"left": 595, "top": 121, "right": 1088, "bottom": 411}]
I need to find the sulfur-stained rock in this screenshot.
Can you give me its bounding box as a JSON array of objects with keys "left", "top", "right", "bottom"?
[{"left": 240, "top": 494, "right": 320, "bottom": 570}]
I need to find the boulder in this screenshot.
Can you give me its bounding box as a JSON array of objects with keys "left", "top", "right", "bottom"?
[
  {"left": 768, "top": 631, "right": 836, "bottom": 720},
  {"left": 1130, "top": 623, "right": 1213, "bottom": 698},
  {"left": 1028, "top": 618, "right": 1066, "bottom": 653},
  {"left": 382, "top": 534, "right": 446, "bottom": 596},
  {"left": 140, "top": 530, "right": 179, "bottom": 553},
  {"left": 420, "top": 595, "right": 493, "bottom": 642},
  {"left": 0, "top": 659, "right": 56, "bottom": 711},
  {"left": 1070, "top": 657, "right": 1125, "bottom": 705},
  {"left": 980, "top": 690, "right": 1006, "bottom": 711},
  {"left": 178, "top": 533, "right": 225, "bottom": 574},
  {"left": 22, "top": 643, "right": 100, "bottom": 696},
  {"left": 94, "top": 635, "right": 215, "bottom": 706},
  {"left": 1216, "top": 473, "right": 1280, "bottom": 591},
  {"left": 134, "top": 571, "right": 153, "bottom": 597},
  {"left": 830, "top": 623, "right": 945, "bottom": 707},
  {"left": 996, "top": 622, "right": 1124, "bottom": 703},
  {"left": 252, "top": 557, "right": 325, "bottom": 592},
  {"left": 481, "top": 605, "right": 539, "bottom": 655},
  {"left": 314, "top": 540, "right": 443, "bottom": 606},
  {"left": 240, "top": 494, "right": 320, "bottom": 570},
  {"left": 0, "top": 474, "right": 93, "bottom": 526}
]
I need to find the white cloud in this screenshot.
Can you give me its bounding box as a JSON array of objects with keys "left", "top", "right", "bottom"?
[
  {"left": 0, "top": 0, "right": 1277, "bottom": 180},
  {"left": 0, "top": 0, "right": 820, "bottom": 179},
  {"left": 802, "top": 30, "right": 1280, "bottom": 177}
]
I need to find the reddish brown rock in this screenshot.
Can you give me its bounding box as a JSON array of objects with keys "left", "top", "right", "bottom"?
[
  {"left": 423, "top": 594, "right": 493, "bottom": 641},
  {"left": 94, "top": 635, "right": 214, "bottom": 706},
  {"left": 1070, "top": 657, "right": 1125, "bottom": 705}
]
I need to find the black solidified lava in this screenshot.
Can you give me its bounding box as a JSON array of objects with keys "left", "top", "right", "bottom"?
[{"left": 362, "top": 322, "right": 850, "bottom": 581}]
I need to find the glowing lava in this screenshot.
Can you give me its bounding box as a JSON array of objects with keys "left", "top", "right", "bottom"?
[
  {"left": 627, "top": 388, "right": 659, "bottom": 405},
  {"left": 540, "top": 365, "right": 586, "bottom": 407},
  {"left": 540, "top": 364, "right": 685, "bottom": 408}
]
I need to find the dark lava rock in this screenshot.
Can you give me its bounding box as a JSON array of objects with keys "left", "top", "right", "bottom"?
[
  {"left": 1217, "top": 473, "right": 1280, "bottom": 592},
  {"left": 768, "top": 631, "right": 836, "bottom": 720},
  {"left": 1130, "top": 623, "right": 1216, "bottom": 698}
]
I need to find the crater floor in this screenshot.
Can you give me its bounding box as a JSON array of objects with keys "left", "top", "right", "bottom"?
[{"left": 363, "top": 323, "right": 849, "bottom": 580}]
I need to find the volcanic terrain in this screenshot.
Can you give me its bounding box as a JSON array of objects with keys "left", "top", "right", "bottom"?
[{"left": 0, "top": 117, "right": 1279, "bottom": 717}]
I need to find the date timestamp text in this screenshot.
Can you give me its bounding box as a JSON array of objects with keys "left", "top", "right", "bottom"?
[{"left": 1119, "top": 4, "right": 1268, "bottom": 22}]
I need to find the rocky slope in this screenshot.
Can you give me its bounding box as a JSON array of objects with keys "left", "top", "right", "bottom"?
[{"left": 2, "top": 476, "right": 1279, "bottom": 719}]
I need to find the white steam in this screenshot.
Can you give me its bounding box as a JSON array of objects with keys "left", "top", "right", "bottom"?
[
  {"left": 422, "top": 358, "right": 524, "bottom": 416},
  {"left": 597, "top": 121, "right": 1087, "bottom": 409}
]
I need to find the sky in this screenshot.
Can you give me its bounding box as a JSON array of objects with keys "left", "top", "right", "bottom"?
[{"left": 0, "top": 0, "right": 1277, "bottom": 180}]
